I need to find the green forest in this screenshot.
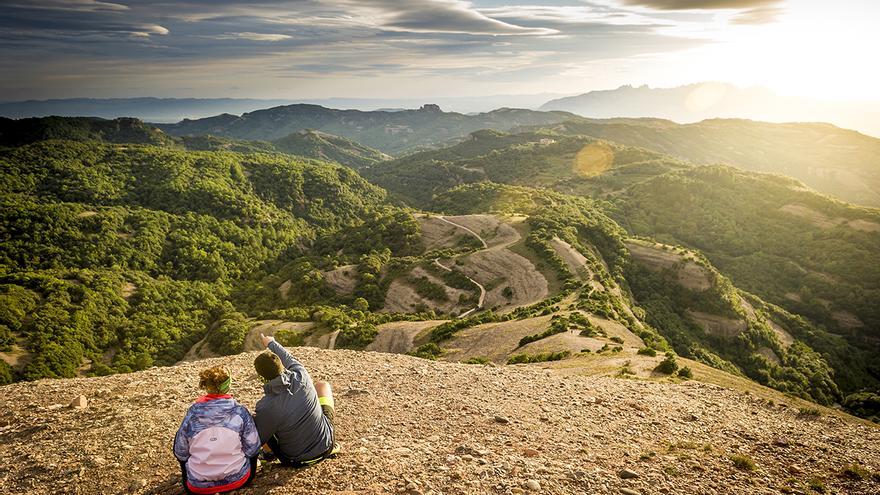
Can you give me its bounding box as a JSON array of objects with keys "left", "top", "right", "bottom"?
[
  {"left": 1, "top": 115, "right": 878, "bottom": 421},
  {"left": 0, "top": 139, "right": 418, "bottom": 382}
]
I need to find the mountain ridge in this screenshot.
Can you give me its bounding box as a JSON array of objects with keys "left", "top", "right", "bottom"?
[{"left": 539, "top": 83, "right": 880, "bottom": 138}]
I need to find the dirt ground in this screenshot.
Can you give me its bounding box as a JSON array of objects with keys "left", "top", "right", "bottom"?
[
  {"left": 366, "top": 320, "right": 448, "bottom": 354},
  {"left": 324, "top": 264, "right": 358, "bottom": 296},
  {"left": 626, "top": 240, "right": 713, "bottom": 291},
  {"left": 5, "top": 347, "right": 880, "bottom": 495}
]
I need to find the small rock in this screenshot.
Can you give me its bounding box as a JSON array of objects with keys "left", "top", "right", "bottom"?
[
  {"left": 127, "top": 479, "right": 147, "bottom": 492},
  {"left": 524, "top": 479, "right": 541, "bottom": 491},
  {"left": 494, "top": 415, "right": 510, "bottom": 424},
  {"left": 69, "top": 395, "right": 88, "bottom": 409},
  {"left": 522, "top": 447, "right": 540, "bottom": 457},
  {"left": 620, "top": 489, "right": 641, "bottom": 495},
  {"left": 618, "top": 469, "right": 639, "bottom": 479}
]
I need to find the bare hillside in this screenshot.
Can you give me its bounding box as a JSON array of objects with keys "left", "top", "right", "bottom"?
[{"left": 2, "top": 348, "right": 878, "bottom": 495}]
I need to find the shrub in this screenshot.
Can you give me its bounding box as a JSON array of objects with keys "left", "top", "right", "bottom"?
[
  {"left": 274, "top": 329, "right": 305, "bottom": 347},
  {"left": 677, "top": 366, "right": 693, "bottom": 379},
  {"left": 610, "top": 336, "right": 624, "bottom": 344},
  {"left": 797, "top": 407, "right": 821, "bottom": 418},
  {"left": 730, "top": 454, "right": 756, "bottom": 471},
  {"left": 506, "top": 350, "right": 570, "bottom": 365},
  {"left": 655, "top": 352, "right": 679, "bottom": 375},
  {"left": 463, "top": 356, "right": 489, "bottom": 365},
  {"left": 408, "top": 343, "right": 442, "bottom": 360},
  {"left": 637, "top": 347, "right": 657, "bottom": 357},
  {"left": 841, "top": 463, "right": 870, "bottom": 480},
  {"left": 807, "top": 477, "right": 827, "bottom": 493}
]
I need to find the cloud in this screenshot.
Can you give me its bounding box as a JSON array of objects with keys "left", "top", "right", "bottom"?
[
  {"left": 331, "top": 0, "right": 558, "bottom": 36},
  {"left": 5, "top": 0, "right": 131, "bottom": 12},
  {"left": 208, "top": 32, "right": 293, "bottom": 41},
  {"left": 619, "top": 0, "right": 779, "bottom": 10},
  {"left": 731, "top": 6, "right": 783, "bottom": 24}
]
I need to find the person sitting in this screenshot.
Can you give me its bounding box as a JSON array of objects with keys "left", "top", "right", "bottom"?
[
  {"left": 173, "top": 366, "right": 261, "bottom": 494},
  {"left": 253, "top": 333, "right": 338, "bottom": 467}
]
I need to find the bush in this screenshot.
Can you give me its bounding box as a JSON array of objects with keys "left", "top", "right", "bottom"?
[
  {"left": 408, "top": 343, "right": 442, "bottom": 360},
  {"left": 463, "top": 356, "right": 489, "bottom": 365},
  {"left": 655, "top": 351, "right": 679, "bottom": 375},
  {"left": 637, "top": 347, "right": 657, "bottom": 357},
  {"left": 729, "top": 454, "right": 756, "bottom": 471},
  {"left": 797, "top": 407, "right": 822, "bottom": 418},
  {"left": 506, "top": 350, "right": 569, "bottom": 364},
  {"left": 0, "top": 361, "right": 13, "bottom": 385},
  {"left": 841, "top": 463, "right": 870, "bottom": 480},
  {"left": 677, "top": 366, "right": 693, "bottom": 379}
]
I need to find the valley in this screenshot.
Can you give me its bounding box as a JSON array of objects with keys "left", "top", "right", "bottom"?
[{"left": 1, "top": 108, "right": 878, "bottom": 486}]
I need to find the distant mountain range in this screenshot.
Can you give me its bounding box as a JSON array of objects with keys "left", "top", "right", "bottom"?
[
  {"left": 541, "top": 83, "right": 880, "bottom": 138},
  {"left": 157, "top": 104, "right": 576, "bottom": 155},
  {"left": 0, "top": 98, "right": 296, "bottom": 123},
  {"left": 0, "top": 94, "right": 569, "bottom": 123}
]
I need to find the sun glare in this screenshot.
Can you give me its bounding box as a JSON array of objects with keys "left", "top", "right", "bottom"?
[{"left": 668, "top": 0, "right": 880, "bottom": 102}]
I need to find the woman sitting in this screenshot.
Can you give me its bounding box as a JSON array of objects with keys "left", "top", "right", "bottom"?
[{"left": 173, "top": 366, "right": 260, "bottom": 494}]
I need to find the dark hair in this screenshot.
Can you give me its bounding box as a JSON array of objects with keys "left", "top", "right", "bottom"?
[
  {"left": 254, "top": 352, "right": 283, "bottom": 381},
  {"left": 199, "top": 366, "right": 230, "bottom": 394}
]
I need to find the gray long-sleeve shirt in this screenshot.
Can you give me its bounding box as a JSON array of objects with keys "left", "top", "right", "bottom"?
[{"left": 254, "top": 341, "right": 334, "bottom": 462}]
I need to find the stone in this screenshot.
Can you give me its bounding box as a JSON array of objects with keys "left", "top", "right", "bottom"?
[
  {"left": 127, "top": 479, "right": 147, "bottom": 492},
  {"left": 523, "top": 447, "right": 540, "bottom": 457},
  {"left": 524, "top": 479, "right": 541, "bottom": 491},
  {"left": 620, "top": 489, "right": 641, "bottom": 495},
  {"left": 69, "top": 395, "right": 88, "bottom": 409},
  {"left": 494, "top": 415, "right": 510, "bottom": 424},
  {"left": 618, "top": 469, "right": 639, "bottom": 479}
]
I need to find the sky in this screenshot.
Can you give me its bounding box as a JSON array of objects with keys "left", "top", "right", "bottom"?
[{"left": 1, "top": 0, "right": 878, "bottom": 102}]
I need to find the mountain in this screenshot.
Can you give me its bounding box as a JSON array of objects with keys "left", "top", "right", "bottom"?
[
  {"left": 540, "top": 83, "right": 880, "bottom": 138},
  {"left": 271, "top": 130, "right": 391, "bottom": 170},
  {"left": 530, "top": 117, "right": 880, "bottom": 207},
  {"left": 0, "top": 139, "right": 415, "bottom": 382},
  {"left": 157, "top": 104, "right": 576, "bottom": 155},
  {"left": 0, "top": 97, "right": 296, "bottom": 123},
  {"left": 363, "top": 129, "right": 689, "bottom": 207},
  {"left": 0, "top": 116, "right": 177, "bottom": 147},
  {"left": 4, "top": 347, "right": 879, "bottom": 495},
  {"left": 0, "top": 116, "right": 391, "bottom": 171},
  {"left": 610, "top": 165, "right": 880, "bottom": 357},
  {"left": 0, "top": 93, "right": 570, "bottom": 122},
  {"left": 1, "top": 115, "right": 878, "bottom": 421}
]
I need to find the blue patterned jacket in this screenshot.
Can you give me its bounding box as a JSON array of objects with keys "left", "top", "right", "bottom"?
[{"left": 173, "top": 395, "right": 260, "bottom": 491}]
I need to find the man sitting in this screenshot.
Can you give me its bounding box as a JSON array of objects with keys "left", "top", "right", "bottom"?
[{"left": 253, "top": 333, "right": 338, "bottom": 466}]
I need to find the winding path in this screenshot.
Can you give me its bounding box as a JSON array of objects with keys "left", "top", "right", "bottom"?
[
  {"left": 432, "top": 216, "right": 492, "bottom": 318},
  {"left": 435, "top": 215, "right": 488, "bottom": 249}
]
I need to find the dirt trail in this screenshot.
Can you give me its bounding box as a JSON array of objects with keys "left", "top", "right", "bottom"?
[
  {"left": 435, "top": 215, "right": 488, "bottom": 249},
  {"left": 433, "top": 258, "right": 485, "bottom": 318}
]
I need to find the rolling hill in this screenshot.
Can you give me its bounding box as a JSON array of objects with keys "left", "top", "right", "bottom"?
[
  {"left": 530, "top": 117, "right": 880, "bottom": 207},
  {"left": 157, "top": 104, "right": 576, "bottom": 155},
  {"left": 539, "top": 82, "right": 880, "bottom": 139},
  {"left": 363, "top": 129, "right": 689, "bottom": 207}
]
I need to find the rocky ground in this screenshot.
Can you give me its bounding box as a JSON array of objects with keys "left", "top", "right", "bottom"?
[{"left": 1, "top": 348, "right": 879, "bottom": 495}]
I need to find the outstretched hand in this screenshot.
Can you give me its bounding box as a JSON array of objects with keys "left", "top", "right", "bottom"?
[{"left": 260, "top": 333, "right": 275, "bottom": 348}]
